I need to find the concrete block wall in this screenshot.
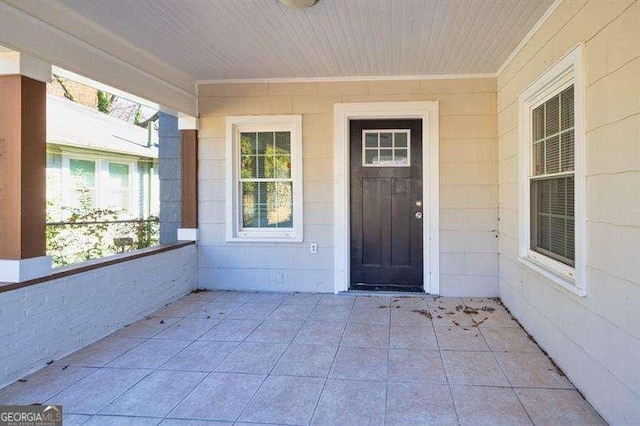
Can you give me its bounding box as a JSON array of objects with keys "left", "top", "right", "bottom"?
[
  {"left": 197, "top": 78, "right": 499, "bottom": 296},
  {"left": 0, "top": 245, "right": 196, "bottom": 388},
  {"left": 158, "top": 112, "right": 182, "bottom": 243},
  {"left": 497, "top": 0, "right": 640, "bottom": 423}
]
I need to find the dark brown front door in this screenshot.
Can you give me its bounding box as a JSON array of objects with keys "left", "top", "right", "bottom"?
[{"left": 350, "top": 119, "right": 423, "bottom": 292}]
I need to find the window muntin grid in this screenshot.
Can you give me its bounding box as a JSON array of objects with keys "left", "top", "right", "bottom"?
[
  {"left": 362, "top": 130, "right": 410, "bottom": 167},
  {"left": 239, "top": 131, "right": 293, "bottom": 229},
  {"left": 530, "top": 85, "right": 575, "bottom": 267}
]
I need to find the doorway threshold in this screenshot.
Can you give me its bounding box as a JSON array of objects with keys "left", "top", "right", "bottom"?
[
  {"left": 348, "top": 284, "right": 425, "bottom": 293},
  {"left": 344, "top": 288, "right": 435, "bottom": 298}
]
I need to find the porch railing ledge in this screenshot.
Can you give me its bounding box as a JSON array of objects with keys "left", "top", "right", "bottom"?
[{"left": 0, "top": 241, "right": 196, "bottom": 294}]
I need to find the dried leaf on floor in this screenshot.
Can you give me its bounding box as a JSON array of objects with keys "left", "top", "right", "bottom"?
[
  {"left": 470, "top": 316, "right": 487, "bottom": 327},
  {"left": 412, "top": 309, "right": 432, "bottom": 319}
]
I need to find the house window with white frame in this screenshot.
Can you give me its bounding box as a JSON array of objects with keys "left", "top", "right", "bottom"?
[
  {"left": 530, "top": 86, "right": 575, "bottom": 266},
  {"left": 65, "top": 156, "right": 137, "bottom": 216},
  {"left": 519, "top": 45, "right": 586, "bottom": 295},
  {"left": 226, "top": 115, "right": 303, "bottom": 242}
]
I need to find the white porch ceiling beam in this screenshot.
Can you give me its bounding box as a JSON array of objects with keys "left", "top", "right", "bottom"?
[
  {"left": 0, "top": 1, "right": 197, "bottom": 116},
  {"left": 0, "top": 51, "right": 51, "bottom": 83}
]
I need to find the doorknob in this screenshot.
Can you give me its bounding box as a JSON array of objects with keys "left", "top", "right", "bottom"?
[{"left": 415, "top": 212, "right": 423, "bottom": 219}]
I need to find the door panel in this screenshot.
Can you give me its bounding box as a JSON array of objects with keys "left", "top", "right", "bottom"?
[{"left": 350, "top": 119, "right": 423, "bottom": 291}]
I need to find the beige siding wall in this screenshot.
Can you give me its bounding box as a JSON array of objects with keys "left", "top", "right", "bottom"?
[
  {"left": 197, "top": 78, "right": 498, "bottom": 295},
  {"left": 497, "top": 0, "right": 640, "bottom": 423}
]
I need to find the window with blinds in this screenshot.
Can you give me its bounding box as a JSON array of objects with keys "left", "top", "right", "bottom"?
[
  {"left": 239, "top": 131, "right": 293, "bottom": 229},
  {"left": 530, "top": 85, "right": 575, "bottom": 266},
  {"left": 226, "top": 115, "right": 303, "bottom": 242}
]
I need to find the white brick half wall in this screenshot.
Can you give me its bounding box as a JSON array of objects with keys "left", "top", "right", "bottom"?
[{"left": 0, "top": 244, "right": 196, "bottom": 388}]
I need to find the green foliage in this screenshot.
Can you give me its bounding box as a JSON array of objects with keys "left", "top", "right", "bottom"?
[
  {"left": 134, "top": 105, "right": 144, "bottom": 126},
  {"left": 96, "top": 90, "right": 113, "bottom": 114},
  {"left": 46, "top": 187, "right": 159, "bottom": 267}
]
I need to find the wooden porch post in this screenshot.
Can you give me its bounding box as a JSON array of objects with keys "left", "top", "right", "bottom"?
[
  {"left": 0, "top": 52, "right": 52, "bottom": 282},
  {"left": 177, "top": 116, "right": 199, "bottom": 241}
]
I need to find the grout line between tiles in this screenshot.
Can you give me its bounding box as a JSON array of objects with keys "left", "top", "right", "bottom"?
[
  {"left": 234, "top": 294, "right": 320, "bottom": 424},
  {"left": 430, "top": 299, "right": 461, "bottom": 425}
]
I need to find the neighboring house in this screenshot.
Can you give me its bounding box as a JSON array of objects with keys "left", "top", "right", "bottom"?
[{"left": 45, "top": 95, "right": 159, "bottom": 221}]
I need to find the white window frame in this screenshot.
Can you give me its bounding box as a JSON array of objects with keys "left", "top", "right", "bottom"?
[
  {"left": 518, "top": 44, "right": 586, "bottom": 296},
  {"left": 61, "top": 152, "right": 139, "bottom": 217},
  {"left": 225, "top": 115, "right": 303, "bottom": 242}
]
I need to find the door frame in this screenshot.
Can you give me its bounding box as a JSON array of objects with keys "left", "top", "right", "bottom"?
[{"left": 333, "top": 102, "right": 440, "bottom": 294}]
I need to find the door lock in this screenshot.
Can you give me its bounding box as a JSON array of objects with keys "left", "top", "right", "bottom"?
[
  {"left": 415, "top": 212, "right": 423, "bottom": 219},
  {"left": 415, "top": 200, "right": 422, "bottom": 207}
]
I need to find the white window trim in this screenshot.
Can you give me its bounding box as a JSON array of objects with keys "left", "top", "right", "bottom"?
[
  {"left": 225, "top": 115, "right": 304, "bottom": 242},
  {"left": 518, "top": 44, "right": 586, "bottom": 297},
  {"left": 334, "top": 102, "right": 440, "bottom": 295}
]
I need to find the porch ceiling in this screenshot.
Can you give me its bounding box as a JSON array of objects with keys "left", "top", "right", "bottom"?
[{"left": 14, "top": 0, "right": 553, "bottom": 81}]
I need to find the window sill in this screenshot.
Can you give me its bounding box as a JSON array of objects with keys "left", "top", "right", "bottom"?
[
  {"left": 226, "top": 236, "right": 303, "bottom": 243},
  {"left": 0, "top": 241, "right": 195, "bottom": 294},
  {"left": 517, "top": 256, "right": 586, "bottom": 297}
]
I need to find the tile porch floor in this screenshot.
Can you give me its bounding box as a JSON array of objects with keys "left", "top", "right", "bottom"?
[{"left": 0, "top": 291, "right": 605, "bottom": 425}]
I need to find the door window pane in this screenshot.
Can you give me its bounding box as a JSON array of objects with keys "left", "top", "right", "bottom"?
[{"left": 362, "top": 130, "right": 411, "bottom": 166}]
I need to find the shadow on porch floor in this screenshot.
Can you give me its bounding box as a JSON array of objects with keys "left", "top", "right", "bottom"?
[{"left": 0, "top": 291, "right": 605, "bottom": 425}]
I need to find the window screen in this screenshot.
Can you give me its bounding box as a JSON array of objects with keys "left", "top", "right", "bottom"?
[{"left": 530, "top": 85, "right": 575, "bottom": 266}]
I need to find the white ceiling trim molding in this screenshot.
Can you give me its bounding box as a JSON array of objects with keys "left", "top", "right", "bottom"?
[
  {"left": 197, "top": 73, "right": 497, "bottom": 85},
  {"left": 0, "top": 2, "right": 197, "bottom": 116},
  {"left": 0, "top": 51, "right": 51, "bottom": 83},
  {"left": 496, "top": 0, "right": 563, "bottom": 77}
]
